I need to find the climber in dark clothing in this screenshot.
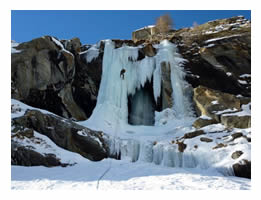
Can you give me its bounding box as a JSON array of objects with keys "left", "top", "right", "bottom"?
[{"left": 120, "top": 69, "right": 126, "bottom": 80}]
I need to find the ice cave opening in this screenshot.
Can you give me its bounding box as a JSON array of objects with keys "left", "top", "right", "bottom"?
[{"left": 128, "top": 79, "right": 161, "bottom": 126}]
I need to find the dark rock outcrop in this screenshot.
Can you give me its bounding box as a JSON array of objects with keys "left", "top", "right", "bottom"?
[
  {"left": 12, "top": 109, "right": 109, "bottom": 161},
  {"left": 231, "top": 132, "right": 243, "bottom": 140},
  {"left": 72, "top": 46, "right": 103, "bottom": 118},
  {"left": 233, "top": 159, "right": 251, "bottom": 179},
  {"left": 200, "top": 137, "right": 213, "bottom": 143},
  {"left": 11, "top": 142, "right": 68, "bottom": 167},
  {"left": 175, "top": 16, "right": 251, "bottom": 97},
  {"left": 131, "top": 17, "right": 251, "bottom": 99},
  {"left": 11, "top": 36, "right": 87, "bottom": 120},
  {"left": 11, "top": 36, "right": 103, "bottom": 121},
  {"left": 177, "top": 141, "right": 187, "bottom": 152}
]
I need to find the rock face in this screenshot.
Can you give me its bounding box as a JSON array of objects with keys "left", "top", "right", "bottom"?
[
  {"left": 132, "top": 17, "right": 251, "bottom": 99},
  {"left": 61, "top": 37, "right": 81, "bottom": 54},
  {"left": 142, "top": 43, "right": 157, "bottom": 57},
  {"left": 193, "top": 85, "right": 241, "bottom": 121},
  {"left": 161, "top": 62, "right": 173, "bottom": 109},
  {"left": 193, "top": 85, "right": 251, "bottom": 129},
  {"left": 72, "top": 44, "right": 103, "bottom": 118},
  {"left": 221, "top": 114, "right": 251, "bottom": 129},
  {"left": 11, "top": 36, "right": 102, "bottom": 121},
  {"left": 12, "top": 109, "right": 109, "bottom": 161},
  {"left": 174, "top": 16, "right": 251, "bottom": 97}
]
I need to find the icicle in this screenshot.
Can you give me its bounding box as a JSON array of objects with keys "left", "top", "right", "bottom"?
[
  {"left": 153, "top": 60, "right": 162, "bottom": 102},
  {"left": 152, "top": 143, "right": 164, "bottom": 165},
  {"left": 138, "top": 142, "right": 153, "bottom": 163},
  {"left": 153, "top": 39, "right": 193, "bottom": 118}
]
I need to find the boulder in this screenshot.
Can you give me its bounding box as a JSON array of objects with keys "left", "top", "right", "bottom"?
[
  {"left": 212, "top": 143, "right": 227, "bottom": 150},
  {"left": 231, "top": 151, "right": 244, "bottom": 159},
  {"left": 231, "top": 132, "right": 243, "bottom": 140},
  {"left": 12, "top": 109, "right": 109, "bottom": 161},
  {"left": 233, "top": 159, "right": 251, "bottom": 179},
  {"left": 200, "top": 137, "right": 213, "bottom": 143},
  {"left": 11, "top": 142, "right": 68, "bottom": 167},
  {"left": 183, "top": 130, "right": 205, "bottom": 139},
  {"left": 177, "top": 141, "right": 187, "bottom": 152},
  {"left": 221, "top": 114, "right": 251, "bottom": 129},
  {"left": 193, "top": 85, "right": 241, "bottom": 121},
  {"left": 193, "top": 117, "right": 218, "bottom": 128}
]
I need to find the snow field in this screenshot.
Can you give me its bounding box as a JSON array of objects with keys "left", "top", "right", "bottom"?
[{"left": 11, "top": 158, "right": 250, "bottom": 190}]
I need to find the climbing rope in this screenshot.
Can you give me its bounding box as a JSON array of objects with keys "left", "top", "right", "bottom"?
[
  {"left": 96, "top": 68, "right": 124, "bottom": 190},
  {"left": 96, "top": 160, "right": 112, "bottom": 190}
]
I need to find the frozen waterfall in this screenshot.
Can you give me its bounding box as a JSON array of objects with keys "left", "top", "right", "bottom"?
[{"left": 87, "top": 39, "right": 192, "bottom": 128}]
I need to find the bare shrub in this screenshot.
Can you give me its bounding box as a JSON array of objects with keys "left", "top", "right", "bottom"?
[{"left": 155, "top": 14, "right": 173, "bottom": 34}]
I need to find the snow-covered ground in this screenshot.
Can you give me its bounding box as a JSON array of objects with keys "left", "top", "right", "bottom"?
[
  {"left": 11, "top": 97, "right": 251, "bottom": 190},
  {"left": 11, "top": 115, "right": 250, "bottom": 190},
  {"left": 12, "top": 159, "right": 250, "bottom": 190}
]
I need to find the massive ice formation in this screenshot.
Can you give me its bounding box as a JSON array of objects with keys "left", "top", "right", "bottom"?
[{"left": 87, "top": 39, "right": 192, "bottom": 127}]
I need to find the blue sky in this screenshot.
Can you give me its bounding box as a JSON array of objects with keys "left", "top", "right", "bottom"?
[{"left": 11, "top": 10, "right": 251, "bottom": 45}]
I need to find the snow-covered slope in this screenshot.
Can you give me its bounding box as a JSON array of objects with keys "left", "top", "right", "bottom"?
[
  {"left": 12, "top": 158, "right": 250, "bottom": 190},
  {"left": 11, "top": 99, "right": 250, "bottom": 190}
]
